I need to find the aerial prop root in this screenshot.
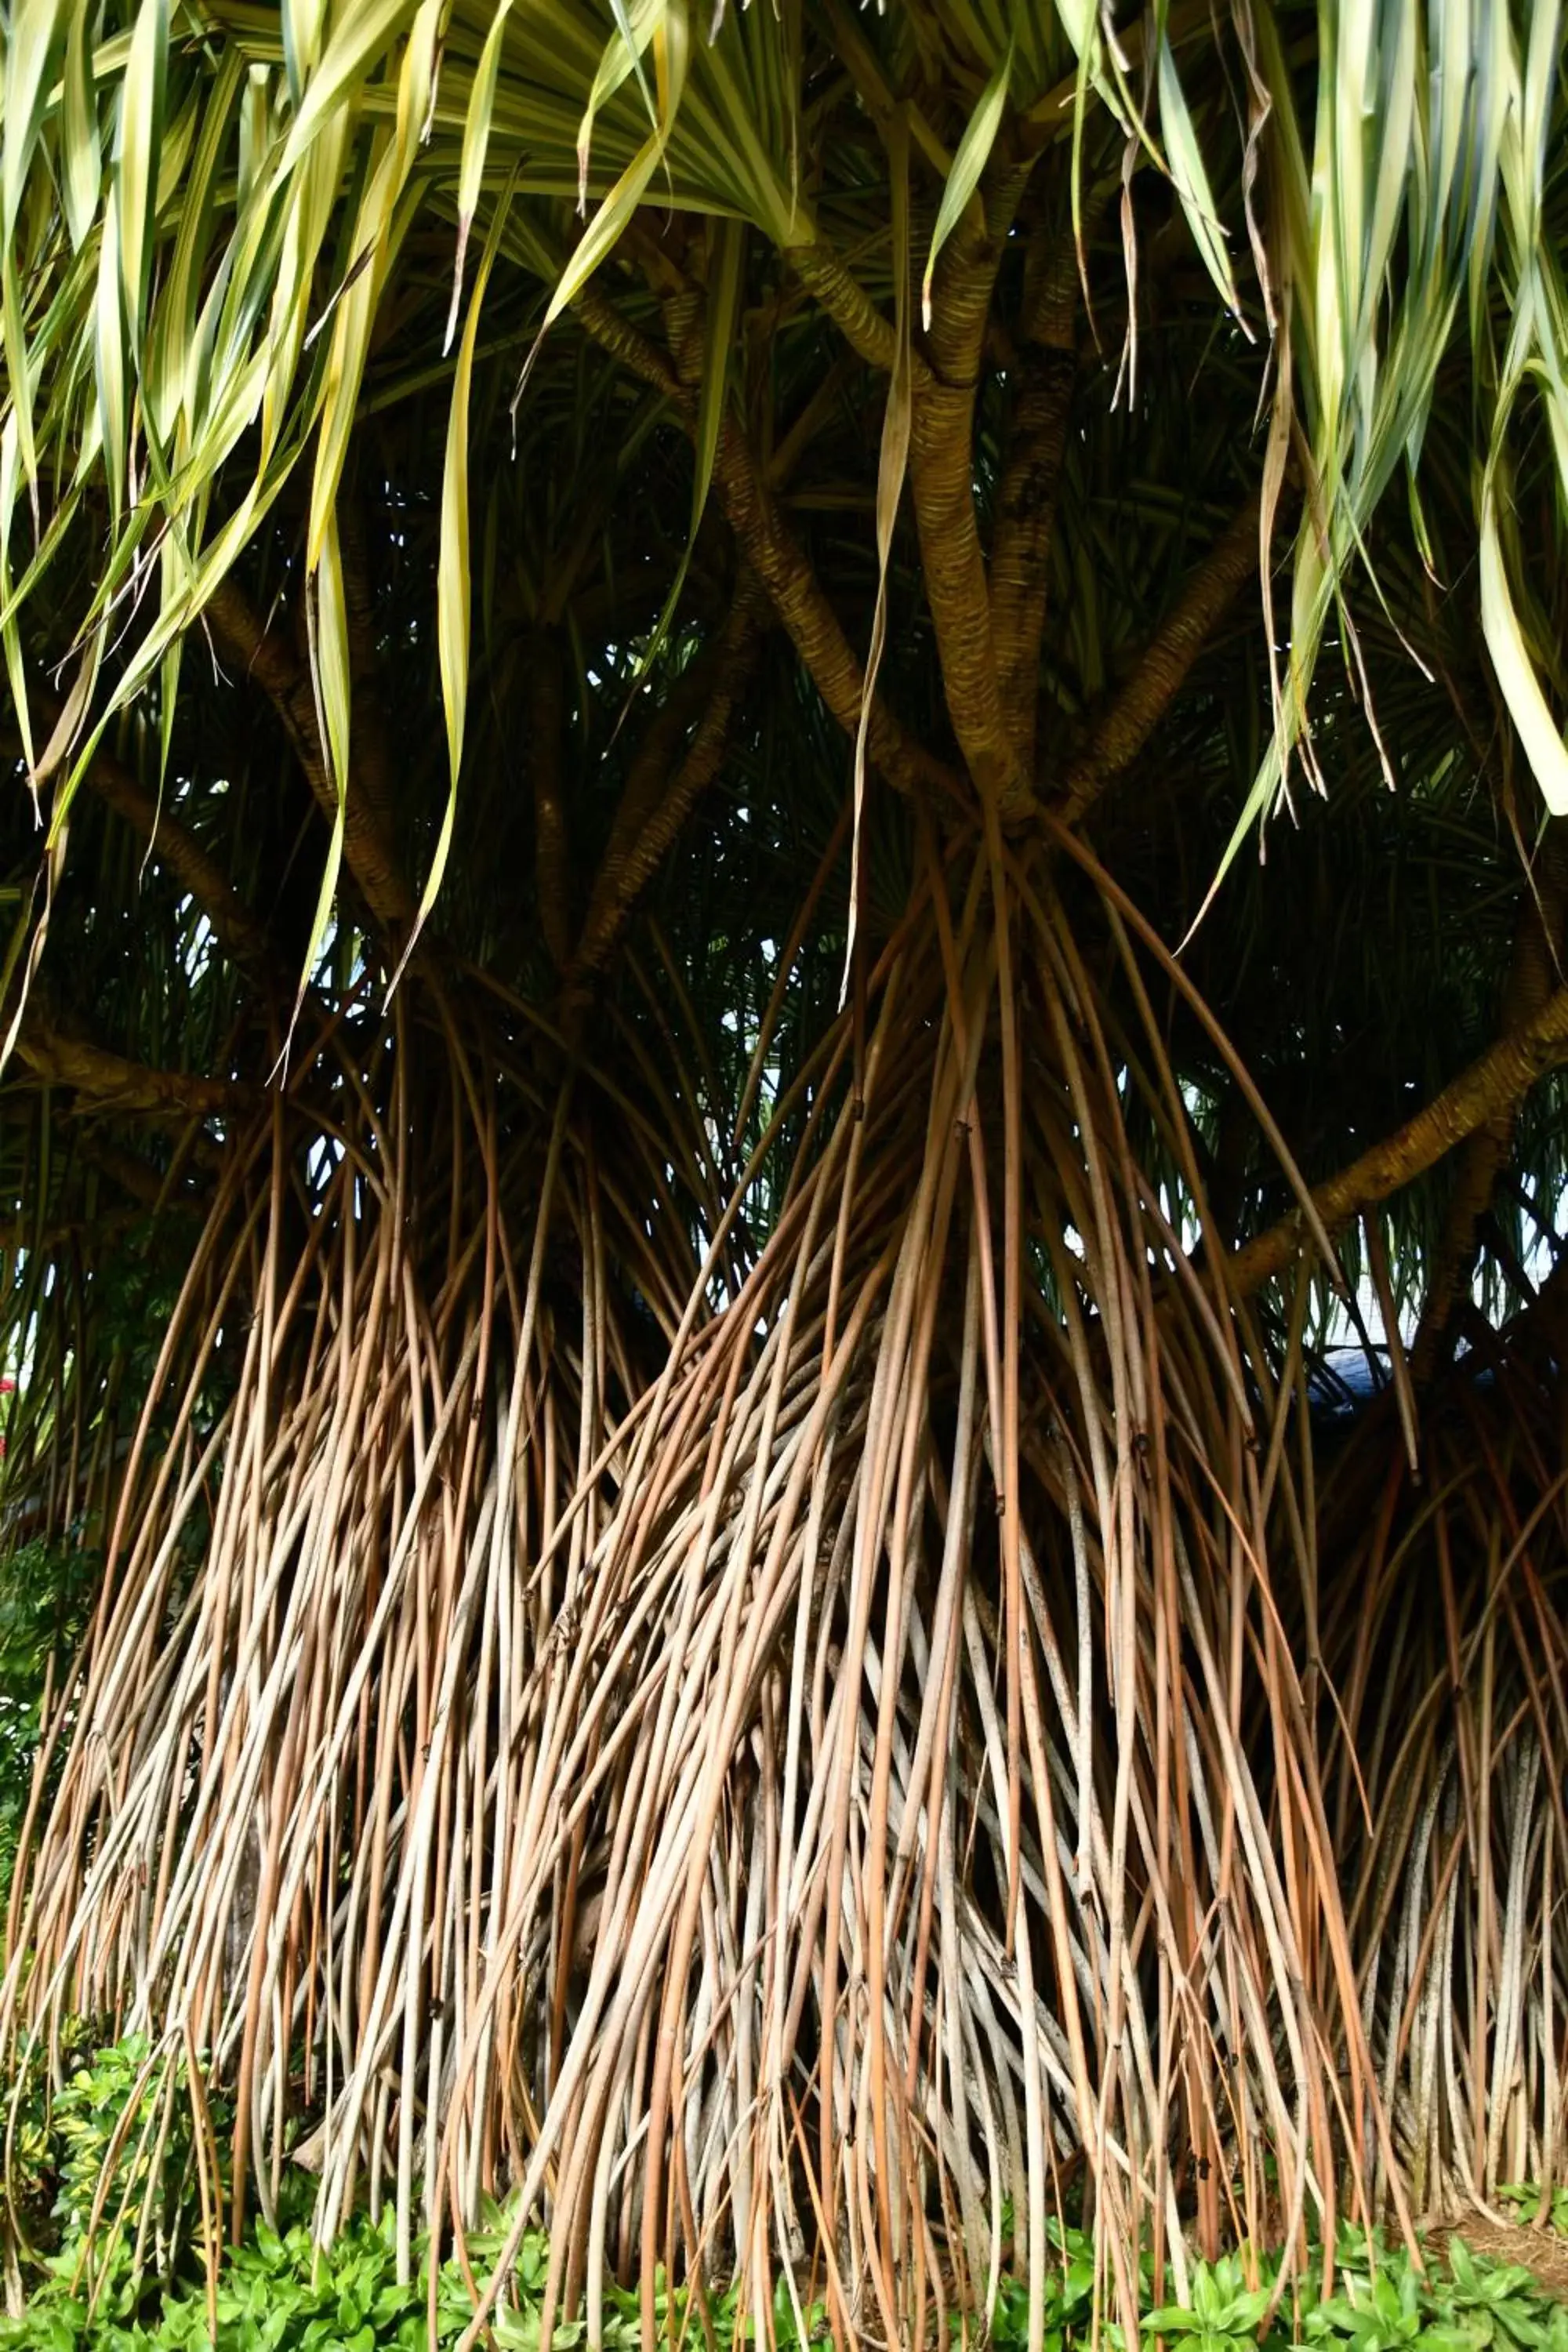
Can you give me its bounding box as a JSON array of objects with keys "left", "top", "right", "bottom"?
[
  {"left": 1312, "top": 1327, "right": 1568, "bottom": 2222},
  {"left": 0, "top": 852, "right": 1454, "bottom": 2339},
  {"left": 438, "top": 839, "right": 1383, "bottom": 2347},
  {"left": 0, "top": 976, "right": 727, "bottom": 2280}
]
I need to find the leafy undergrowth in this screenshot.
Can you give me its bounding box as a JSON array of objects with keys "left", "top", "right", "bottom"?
[
  {"left": 9, "top": 2215, "right": 1568, "bottom": 2352},
  {"left": 982, "top": 2228, "right": 1568, "bottom": 2352},
  {"left": 1498, "top": 2190, "right": 1568, "bottom": 2241},
  {"left": 0, "top": 2201, "right": 827, "bottom": 2352},
  {"left": 6, "top": 2042, "right": 1568, "bottom": 2352}
]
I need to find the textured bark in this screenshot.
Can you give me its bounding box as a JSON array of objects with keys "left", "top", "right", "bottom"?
[
  {"left": 1410, "top": 822, "right": 1568, "bottom": 1374},
  {"left": 205, "top": 578, "right": 416, "bottom": 931},
  {"left": 572, "top": 583, "right": 764, "bottom": 982},
  {"left": 990, "top": 235, "right": 1078, "bottom": 767},
  {"left": 1061, "top": 492, "right": 1264, "bottom": 822},
  {"left": 1230, "top": 980, "right": 1568, "bottom": 1297},
  {"left": 710, "top": 416, "right": 962, "bottom": 801},
  {"left": 572, "top": 282, "right": 683, "bottom": 397},
  {"left": 906, "top": 174, "right": 1035, "bottom": 821},
  {"left": 573, "top": 285, "right": 962, "bottom": 808},
  {"left": 14, "top": 1007, "right": 250, "bottom": 1121},
  {"left": 786, "top": 241, "right": 906, "bottom": 377}
]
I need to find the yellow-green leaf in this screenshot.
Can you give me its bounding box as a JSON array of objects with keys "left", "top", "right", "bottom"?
[
  {"left": 1, "top": 246, "right": 38, "bottom": 506},
  {"left": 2, "top": 0, "right": 67, "bottom": 241},
  {"left": 1479, "top": 477, "right": 1568, "bottom": 817},
  {"left": 394, "top": 179, "right": 514, "bottom": 996},
  {"left": 921, "top": 45, "right": 1011, "bottom": 331},
  {"left": 447, "top": 0, "right": 517, "bottom": 350},
  {"left": 293, "top": 510, "right": 353, "bottom": 1020},
  {"left": 60, "top": 2, "right": 102, "bottom": 252},
  {"left": 282, "top": 0, "right": 329, "bottom": 103},
  {"left": 116, "top": 0, "right": 170, "bottom": 354},
  {"left": 94, "top": 183, "right": 129, "bottom": 519},
  {"left": 307, "top": 2, "right": 439, "bottom": 564},
  {"left": 576, "top": 0, "right": 662, "bottom": 213},
  {"left": 1156, "top": 31, "right": 1238, "bottom": 316},
  {"left": 846, "top": 109, "right": 911, "bottom": 1002},
  {"left": 544, "top": 0, "right": 688, "bottom": 328},
  {"left": 280, "top": 0, "right": 423, "bottom": 174},
  {"left": 0, "top": 419, "right": 34, "bottom": 774}
]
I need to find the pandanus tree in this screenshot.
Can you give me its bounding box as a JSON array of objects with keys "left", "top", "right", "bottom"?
[{"left": 0, "top": 0, "right": 1567, "bottom": 2343}]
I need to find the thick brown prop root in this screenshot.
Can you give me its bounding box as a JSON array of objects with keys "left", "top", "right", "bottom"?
[{"left": 3, "top": 857, "right": 1563, "bottom": 2344}]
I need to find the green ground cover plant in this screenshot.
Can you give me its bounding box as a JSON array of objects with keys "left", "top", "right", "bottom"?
[
  {"left": 10, "top": 2204, "right": 1568, "bottom": 2352},
  {"left": 9, "top": 2038, "right": 1568, "bottom": 2352}
]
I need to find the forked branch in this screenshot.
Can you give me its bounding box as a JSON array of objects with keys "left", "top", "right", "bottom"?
[
  {"left": 572, "top": 281, "right": 962, "bottom": 806},
  {"left": 572, "top": 581, "right": 766, "bottom": 983},
  {"left": 1061, "top": 491, "right": 1265, "bottom": 822}
]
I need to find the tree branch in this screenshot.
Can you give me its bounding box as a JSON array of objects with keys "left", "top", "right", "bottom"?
[
  {"left": 1410, "top": 821, "right": 1568, "bottom": 1374},
  {"left": 572, "top": 281, "right": 964, "bottom": 808},
  {"left": 205, "top": 577, "right": 416, "bottom": 931},
  {"left": 1060, "top": 491, "right": 1264, "bottom": 823},
  {"left": 786, "top": 239, "right": 909, "bottom": 379},
  {"left": 905, "top": 171, "right": 1036, "bottom": 821},
  {"left": 13, "top": 1008, "right": 252, "bottom": 1123},
  {"left": 4, "top": 720, "right": 271, "bottom": 973},
  {"left": 990, "top": 231, "right": 1078, "bottom": 767},
  {"left": 1229, "top": 980, "right": 1568, "bottom": 1298},
  {"left": 571, "top": 580, "right": 766, "bottom": 983}
]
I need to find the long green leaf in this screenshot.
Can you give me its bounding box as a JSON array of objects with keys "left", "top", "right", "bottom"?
[
  {"left": 308, "top": 0, "right": 439, "bottom": 567},
  {"left": 60, "top": 2, "right": 101, "bottom": 252},
  {"left": 2, "top": 0, "right": 67, "bottom": 240},
  {"left": 0, "top": 419, "right": 34, "bottom": 774},
  {"left": 543, "top": 0, "right": 691, "bottom": 331},
  {"left": 845, "top": 108, "right": 911, "bottom": 1001},
  {"left": 575, "top": 0, "right": 662, "bottom": 212},
  {"left": 391, "top": 180, "right": 514, "bottom": 996},
  {"left": 446, "top": 0, "right": 517, "bottom": 351},
  {"left": 115, "top": 0, "right": 169, "bottom": 354},
  {"left": 293, "top": 509, "right": 352, "bottom": 1025},
  {"left": 280, "top": 0, "right": 422, "bottom": 173},
  {"left": 921, "top": 45, "right": 1011, "bottom": 330},
  {"left": 1479, "top": 471, "right": 1568, "bottom": 817},
  {"left": 1, "top": 245, "right": 38, "bottom": 506},
  {"left": 93, "top": 183, "right": 128, "bottom": 520},
  {"left": 1156, "top": 30, "right": 1237, "bottom": 314}
]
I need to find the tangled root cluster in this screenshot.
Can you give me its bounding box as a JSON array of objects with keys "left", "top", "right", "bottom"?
[{"left": 3, "top": 857, "right": 1563, "bottom": 2346}]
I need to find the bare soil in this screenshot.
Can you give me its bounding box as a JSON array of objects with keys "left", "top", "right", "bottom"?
[{"left": 1422, "top": 2215, "right": 1568, "bottom": 2303}]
